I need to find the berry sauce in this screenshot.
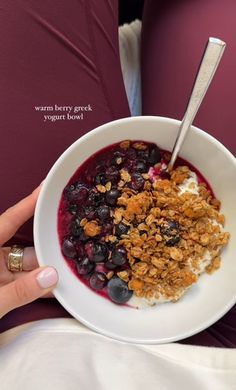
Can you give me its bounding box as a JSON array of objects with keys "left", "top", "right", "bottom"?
[{"left": 58, "top": 140, "right": 213, "bottom": 305}]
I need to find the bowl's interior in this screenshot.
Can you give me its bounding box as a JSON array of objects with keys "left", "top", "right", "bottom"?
[{"left": 34, "top": 116, "right": 236, "bottom": 344}]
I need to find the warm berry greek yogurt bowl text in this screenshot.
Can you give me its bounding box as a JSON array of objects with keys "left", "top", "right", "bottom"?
[{"left": 34, "top": 116, "right": 236, "bottom": 344}]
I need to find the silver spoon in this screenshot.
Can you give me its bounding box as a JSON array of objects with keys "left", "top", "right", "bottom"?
[{"left": 167, "top": 37, "right": 226, "bottom": 172}]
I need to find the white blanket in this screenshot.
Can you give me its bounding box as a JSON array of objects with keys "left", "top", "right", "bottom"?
[{"left": 0, "top": 318, "right": 236, "bottom": 390}]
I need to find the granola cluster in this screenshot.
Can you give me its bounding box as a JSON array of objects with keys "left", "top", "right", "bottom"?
[{"left": 109, "top": 164, "right": 230, "bottom": 302}]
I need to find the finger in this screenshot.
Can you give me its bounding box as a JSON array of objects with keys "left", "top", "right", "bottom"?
[
  {"left": 19, "top": 247, "right": 39, "bottom": 270},
  {"left": 6, "top": 275, "right": 54, "bottom": 298},
  {"left": 0, "top": 266, "right": 58, "bottom": 318},
  {"left": 0, "top": 265, "right": 55, "bottom": 298},
  {"left": 2, "top": 246, "right": 38, "bottom": 271},
  {"left": 9, "top": 271, "right": 55, "bottom": 298},
  {"left": 0, "top": 185, "right": 42, "bottom": 246},
  {"left": 0, "top": 269, "right": 55, "bottom": 298}
]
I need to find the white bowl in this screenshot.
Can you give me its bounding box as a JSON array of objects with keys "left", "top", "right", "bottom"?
[{"left": 34, "top": 116, "right": 236, "bottom": 344}]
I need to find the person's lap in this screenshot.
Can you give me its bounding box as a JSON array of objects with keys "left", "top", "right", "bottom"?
[{"left": 1, "top": 0, "right": 236, "bottom": 348}]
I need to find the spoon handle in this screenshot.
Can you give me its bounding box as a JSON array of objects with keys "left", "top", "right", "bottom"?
[{"left": 168, "top": 37, "right": 226, "bottom": 171}]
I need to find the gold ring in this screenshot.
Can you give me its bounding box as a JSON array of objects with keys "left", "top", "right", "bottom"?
[{"left": 8, "top": 245, "right": 24, "bottom": 272}]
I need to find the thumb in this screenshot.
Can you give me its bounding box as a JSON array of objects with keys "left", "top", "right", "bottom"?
[{"left": 0, "top": 267, "right": 58, "bottom": 318}]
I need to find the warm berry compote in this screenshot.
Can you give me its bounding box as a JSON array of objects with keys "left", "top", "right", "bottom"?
[
  {"left": 58, "top": 140, "right": 229, "bottom": 307},
  {"left": 58, "top": 140, "right": 163, "bottom": 304}
]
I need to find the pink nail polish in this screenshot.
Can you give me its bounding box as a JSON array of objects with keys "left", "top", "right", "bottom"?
[{"left": 36, "top": 267, "right": 58, "bottom": 289}]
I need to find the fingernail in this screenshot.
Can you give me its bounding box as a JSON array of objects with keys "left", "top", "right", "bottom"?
[{"left": 36, "top": 267, "right": 58, "bottom": 289}]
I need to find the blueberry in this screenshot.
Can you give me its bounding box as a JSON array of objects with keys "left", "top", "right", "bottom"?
[
  {"left": 166, "top": 236, "right": 180, "bottom": 246},
  {"left": 148, "top": 145, "right": 161, "bottom": 165},
  {"left": 76, "top": 257, "right": 95, "bottom": 275},
  {"left": 106, "top": 242, "right": 116, "bottom": 251},
  {"left": 93, "top": 242, "right": 109, "bottom": 263},
  {"left": 89, "top": 272, "right": 107, "bottom": 290},
  {"left": 126, "top": 148, "right": 137, "bottom": 160},
  {"left": 101, "top": 223, "right": 113, "bottom": 236},
  {"left": 107, "top": 277, "right": 133, "bottom": 304},
  {"left": 124, "top": 159, "right": 136, "bottom": 171},
  {"left": 160, "top": 220, "right": 179, "bottom": 236},
  {"left": 136, "top": 161, "right": 147, "bottom": 173},
  {"left": 85, "top": 241, "right": 94, "bottom": 259},
  {"left": 105, "top": 166, "right": 120, "bottom": 183},
  {"left": 137, "top": 149, "right": 149, "bottom": 161},
  {"left": 168, "top": 221, "right": 179, "bottom": 230},
  {"left": 73, "top": 215, "right": 81, "bottom": 224},
  {"left": 76, "top": 244, "right": 85, "bottom": 259},
  {"left": 130, "top": 172, "right": 145, "bottom": 191},
  {"left": 111, "top": 152, "right": 125, "bottom": 166},
  {"left": 139, "top": 230, "right": 147, "bottom": 235},
  {"left": 76, "top": 185, "right": 89, "bottom": 202},
  {"left": 111, "top": 247, "right": 127, "bottom": 266},
  {"left": 62, "top": 237, "right": 77, "bottom": 259},
  {"left": 77, "top": 232, "right": 89, "bottom": 242},
  {"left": 88, "top": 190, "right": 103, "bottom": 206},
  {"left": 161, "top": 220, "right": 181, "bottom": 246},
  {"left": 86, "top": 242, "right": 109, "bottom": 262},
  {"left": 64, "top": 183, "right": 88, "bottom": 202},
  {"left": 84, "top": 206, "right": 97, "bottom": 220},
  {"left": 97, "top": 205, "right": 110, "bottom": 221},
  {"left": 68, "top": 204, "right": 78, "bottom": 215},
  {"left": 105, "top": 189, "right": 120, "bottom": 206},
  {"left": 105, "top": 258, "right": 118, "bottom": 270},
  {"left": 64, "top": 183, "right": 77, "bottom": 201},
  {"left": 70, "top": 217, "right": 83, "bottom": 237},
  {"left": 115, "top": 223, "right": 129, "bottom": 237},
  {"left": 94, "top": 173, "right": 107, "bottom": 185}
]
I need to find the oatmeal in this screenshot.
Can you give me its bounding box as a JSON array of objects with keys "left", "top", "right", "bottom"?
[{"left": 58, "top": 140, "right": 230, "bottom": 307}]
